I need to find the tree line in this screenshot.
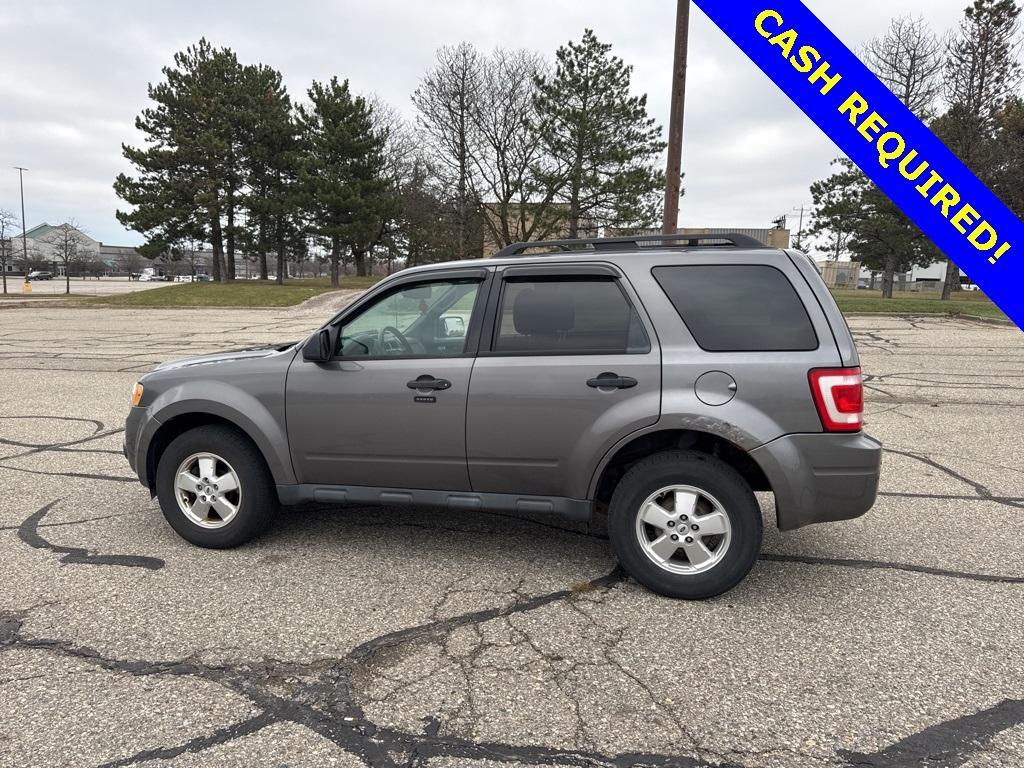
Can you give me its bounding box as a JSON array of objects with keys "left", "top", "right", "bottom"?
[
  {"left": 114, "top": 31, "right": 667, "bottom": 286},
  {"left": 809, "top": 0, "right": 1023, "bottom": 299}
]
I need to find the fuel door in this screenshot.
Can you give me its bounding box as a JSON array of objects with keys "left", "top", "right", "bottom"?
[{"left": 695, "top": 371, "right": 737, "bottom": 406}]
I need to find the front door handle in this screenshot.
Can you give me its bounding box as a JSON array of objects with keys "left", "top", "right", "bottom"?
[
  {"left": 407, "top": 375, "right": 452, "bottom": 391},
  {"left": 587, "top": 373, "right": 638, "bottom": 390}
]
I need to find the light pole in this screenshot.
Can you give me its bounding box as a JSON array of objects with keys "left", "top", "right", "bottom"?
[
  {"left": 14, "top": 167, "right": 28, "bottom": 276},
  {"left": 662, "top": 0, "right": 691, "bottom": 236}
]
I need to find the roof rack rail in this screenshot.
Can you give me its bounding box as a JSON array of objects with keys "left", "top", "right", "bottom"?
[{"left": 493, "top": 232, "right": 770, "bottom": 259}]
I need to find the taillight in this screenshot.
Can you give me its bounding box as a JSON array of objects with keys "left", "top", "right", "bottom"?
[{"left": 808, "top": 368, "right": 863, "bottom": 432}]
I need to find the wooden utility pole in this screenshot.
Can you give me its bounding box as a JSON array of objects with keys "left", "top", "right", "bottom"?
[{"left": 662, "top": 0, "right": 691, "bottom": 235}]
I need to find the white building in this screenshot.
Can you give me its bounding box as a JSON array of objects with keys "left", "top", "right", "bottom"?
[
  {"left": 21, "top": 223, "right": 100, "bottom": 273},
  {"left": 13, "top": 223, "right": 146, "bottom": 276}
]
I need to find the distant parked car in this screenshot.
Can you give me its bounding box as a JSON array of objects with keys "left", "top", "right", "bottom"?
[
  {"left": 175, "top": 275, "right": 195, "bottom": 283},
  {"left": 27, "top": 271, "right": 53, "bottom": 281},
  {"left": 195, "top": 274, "right": 213, "bottom": 282}
]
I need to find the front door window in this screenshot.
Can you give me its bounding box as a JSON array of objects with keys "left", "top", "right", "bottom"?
[{"left": 337, "top": 279, "right": 480, "bottom": 358}]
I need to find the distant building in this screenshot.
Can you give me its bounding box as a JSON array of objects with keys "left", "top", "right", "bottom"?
[
  {"left": 23, "top": 223, "right": 100, "bottom": 273},
  {"left": 0, "top": 238, "right": 14, "bottom": 273},
  {"left": 813, "top": 256, "right": 972, "bottom": 292},
  {"left": 14, "top": 223, "right": 145, "bottom": 276},
  {"left": 818, "top": 260, "right": 862, "bottom": 290}
]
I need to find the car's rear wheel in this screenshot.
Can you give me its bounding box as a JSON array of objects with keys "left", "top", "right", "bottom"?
[
  {"left": 155, "top": 425, "right": 277, "bottom": 548},
  {"left": 608, "top": 450, "right": 762, "bottom": 599}
]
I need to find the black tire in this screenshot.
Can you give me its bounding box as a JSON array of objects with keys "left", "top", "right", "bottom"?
[
  {"left": 155, "top": 424, "right": 277, "bottom": 548},
  {"left": 608, "top": 450, "right": 762, "bottom": 599}
]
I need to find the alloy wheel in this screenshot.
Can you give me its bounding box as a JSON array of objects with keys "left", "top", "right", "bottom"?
[
  {"left": 174, "top": 452, "right": 242, "bottom": 529},
  {"left": 634, "top": 484, "right": 732, "bottom": 575}
]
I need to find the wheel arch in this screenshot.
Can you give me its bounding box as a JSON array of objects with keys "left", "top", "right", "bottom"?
[
  {"left": 591, "top": 429, "right": 772, "bottom": 516},
  {"left": 144, "top": 395, "right": 294, "bottom": 495}
]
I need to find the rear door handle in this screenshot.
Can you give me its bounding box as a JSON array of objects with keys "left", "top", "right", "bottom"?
[
  {"left": 587, "top": 373, "right": 638, "bottom": 390},
  {"left": 407, "top": 375, "right": 452, "bottom": 391}
]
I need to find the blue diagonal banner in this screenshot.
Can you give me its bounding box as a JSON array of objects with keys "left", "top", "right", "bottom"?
[{"left": 693, "top": 0, "right": 1024, "bottom": 330}]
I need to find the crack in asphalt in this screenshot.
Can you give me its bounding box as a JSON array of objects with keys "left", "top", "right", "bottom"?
[{"left": 884, "top": 447, "right": 1024, "bottom": 511}]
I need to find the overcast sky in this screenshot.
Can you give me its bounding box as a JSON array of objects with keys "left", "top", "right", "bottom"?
[{"left": 0, "top": 0, "right": 974, "bottom": 247}]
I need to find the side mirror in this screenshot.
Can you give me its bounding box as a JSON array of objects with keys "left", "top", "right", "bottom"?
[
  {"left": 303, "top": 327, "right": 335, "bottom": 362},
  {"left": 438, "top": 315, "right": 466, "bottom": 338}
]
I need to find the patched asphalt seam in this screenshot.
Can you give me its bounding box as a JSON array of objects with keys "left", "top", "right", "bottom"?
[
  {"left": 2, "top": 587, "right": 1021, "bottom": 768},
  {"left": 758, "top": 553, "right": 1024, "bottom": 584},
  {"left": 93, "top": 712, "right": 280, "bottom": 768},
  {"left": 838, "top": 698, "right": 1024, "bottom": 767},
  {"left": 17, "top": 501, "right": 164, "bottom": 571}
]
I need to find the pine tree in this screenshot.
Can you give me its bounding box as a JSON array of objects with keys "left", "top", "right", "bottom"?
[
  {"left": 936, "top": 0, "right": 1022, "bottom": 298},
  {"left": 115, "top": 39, "right": 249, "bottom": 282},
  {"left": 992, "top": 96, "right": 1024, "bottom": 216},
  {"left": 297, "top": 78, "right": 397, "bottom": 285},
  {"left": 534, "top": 29, "right": 666, "bottom": 237},
  {"left": 237, "top": 64, "right": 297, "bottom": 281},
  {"left": 809, "top": 160, "right": 939, "bottom": 298}
]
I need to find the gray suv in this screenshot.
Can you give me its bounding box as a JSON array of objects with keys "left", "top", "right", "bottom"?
[{"left": 124, "top": 234, "right": 881, "bottom": 598}]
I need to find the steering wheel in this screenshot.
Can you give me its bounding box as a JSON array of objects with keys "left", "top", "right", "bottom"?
[{"left": 376, "top": 325, "right": 414, "bottom": 355}]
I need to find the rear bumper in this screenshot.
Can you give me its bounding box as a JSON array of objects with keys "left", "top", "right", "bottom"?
[{"left": 750, "top": 432, "right": 882, "bottom": 531}]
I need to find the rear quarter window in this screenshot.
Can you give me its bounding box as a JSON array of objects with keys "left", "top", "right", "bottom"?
[{"left": 651, "top": 265, "right": 818, "bottom": 352}]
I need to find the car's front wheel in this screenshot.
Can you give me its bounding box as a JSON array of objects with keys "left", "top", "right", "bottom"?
[
  {"left": 608, "top": 450, "right": 762, "bottom": 599},
  {"left": 155, "top": 424, "right": 277, "bottom": 548}
]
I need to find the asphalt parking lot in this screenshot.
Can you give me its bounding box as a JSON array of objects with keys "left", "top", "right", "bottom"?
[
  {"left": 2, "top": 277, "right": 169, "bottom": 297},
  {"left": 0, "top": 306, "right": 1022, "bottom": 768}
]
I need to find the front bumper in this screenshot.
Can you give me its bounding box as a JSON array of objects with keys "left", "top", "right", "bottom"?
[
  {"left": 123, "top": 405, "right": 150, "bottom": 486},
  {"left": 749, "top": 432, "right": 882, "bottom": 531}
]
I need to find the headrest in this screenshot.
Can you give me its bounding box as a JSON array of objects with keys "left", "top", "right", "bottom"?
[{"left": 513, "top": 285, "right": 575, "bottom": 335}]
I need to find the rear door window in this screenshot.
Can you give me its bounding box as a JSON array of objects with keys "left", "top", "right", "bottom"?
[
  {"left": 652, "top": 265, "right": 818, "bottom": 352},
  {"left": 492, "top": 278, "right": 650, "bottom": 355}
]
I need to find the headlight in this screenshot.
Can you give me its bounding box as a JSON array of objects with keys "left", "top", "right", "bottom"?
[{"left": 130, "top": 382, "right": 144, "bottom": 407}]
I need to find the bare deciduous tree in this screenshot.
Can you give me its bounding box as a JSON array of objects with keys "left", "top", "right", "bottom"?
[
  {"left": 177, "top": 238, "right": 204, "bottom": 277},
  {"left": 42, "top": 222, "right": 89, "bottom": 295},
  {"left": 118, "top": 249, "right": 145, "bottom": 279},
  {"left": 412, "top": 43, "right": 483, "bottom": 259},
  {"left": 863, "top": 15, "right": 946, "bottom": 119},
  {"left": 472, "top": 48, "right": 566, "bottom": 249},
  {"left": 0, "top": 209, "right": 18, "bottom": 294}
]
